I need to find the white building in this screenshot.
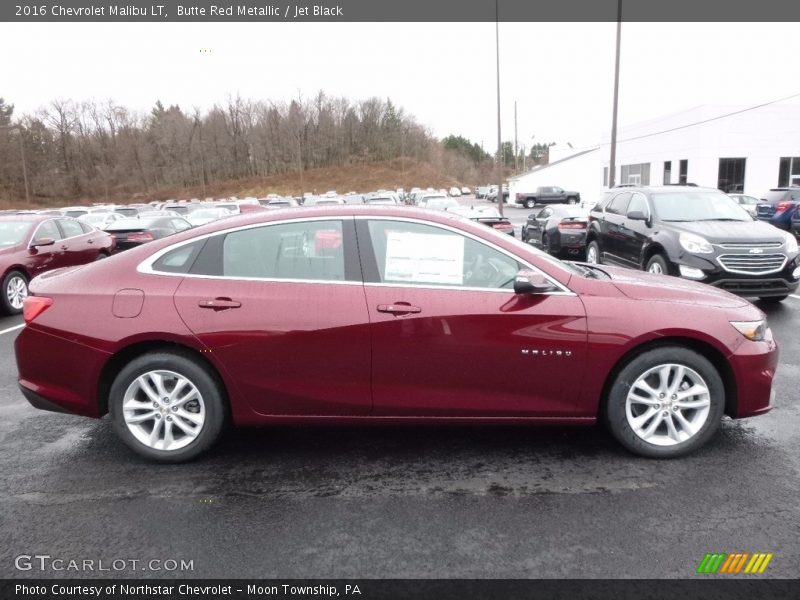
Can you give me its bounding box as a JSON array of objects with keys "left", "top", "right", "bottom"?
[
  {"left": 509, "top": 103, "right": 800, "bottom": 202},
  {"left": 508, "top": 146, "right": 601, "bottom": 205}
]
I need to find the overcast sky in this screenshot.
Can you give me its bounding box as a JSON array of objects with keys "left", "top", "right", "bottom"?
[{"left": 2, "top": 22, "right": 797, "bottom": 152}]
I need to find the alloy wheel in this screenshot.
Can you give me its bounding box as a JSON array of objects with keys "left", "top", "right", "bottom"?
[
  {"left": 6, "top": 275, "right": 27, "bottom": 310},
  {"left": 625, "top": 363, "right": 711, "bottom": 446},
  {"left": 648, "top": 262, "right": 664, "bottom": 274},
  {"left": 586, "top": 245, "right": 598, "bottom": 264},
  {"left": 122, "top": 370, "right": 206, "bottom": 451}
]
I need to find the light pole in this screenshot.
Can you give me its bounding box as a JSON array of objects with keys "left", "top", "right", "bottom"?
[
  {"left": 0, "top": 125, "right": 30, "bottom": 204},
  {"left": 608, "top": 0, "right": 622, "bottom": 188},
  {"left": 495, "top": 0, "right": 504, "bottom": 216}
]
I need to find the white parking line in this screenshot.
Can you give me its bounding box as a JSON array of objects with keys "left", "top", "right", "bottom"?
[{"left": 0, "top": 323, "right": 25, "bottom": 336}]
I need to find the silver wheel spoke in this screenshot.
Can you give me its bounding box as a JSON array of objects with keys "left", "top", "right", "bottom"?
[
  {"left": 126, "top": 410, "right": 158, "bottom": 424},
  {"left": 640, "top": 412, "right": 665, "bottom": 439},
  {"left": 676, "top": 385, "right": 708, "bottom": 401},
  {"left": 176, "top": 408, "right": 203, "bottom": 426},
  {"left": 172, "top": 388, "right": 199, "bottom": 409},
  {"left": 665, "top": 414, "right": 681, "bottom": 442},
  {"left": 676, "top": 398, "right": 710, "bottom": 409},
  {"left": 668, "top": 365, "right": 686, "bottom": 395},
  {"left": 630, "top": 407, "right": 659, "bottom": 430},
  {"left": 162, "top": 420, "right": 175, "bottom": 450},
  {"left": 673, "top": 410, "right": 697, "bottom": 437},
  {"left": 149, "top": 417, "right": 164, "bottom": 446},
  {"left": 136, "top": 375, "right": 161, "bottom": 404},
  {"left": 171, "top": 415, "right": 198, "bottom": 436}
]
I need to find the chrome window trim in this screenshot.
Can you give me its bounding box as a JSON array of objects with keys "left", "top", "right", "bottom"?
[
  {"left": 138, "top": 216, "right": 352, "bottom": 282},
  {"left": 29, "top": 217, "right": 92, "bottom": 246},
  {"left": 29, "top": 218, "right": 62, "bottom": 246},
  {"left": 137, "top": 214, "right": 575, "bottom": 295}
]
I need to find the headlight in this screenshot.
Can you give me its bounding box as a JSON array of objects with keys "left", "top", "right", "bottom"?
[
  {"left": 786, "top": 233, "right": 798, "bottom": 254},
  {"left": 730, "top": 320, "right": 766, "bottom": 342},
  {"left": 679, "top": 232, "right": 714, "bottom": 254}
]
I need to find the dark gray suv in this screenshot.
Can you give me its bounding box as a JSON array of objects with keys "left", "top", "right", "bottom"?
[{"left": 585, "top": 186, "right": 800, "bottom": 302}]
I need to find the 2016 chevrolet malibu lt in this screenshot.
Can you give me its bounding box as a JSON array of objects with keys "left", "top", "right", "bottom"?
[{"left": 15, "top": 207, "right": 778, "bottom": 461}]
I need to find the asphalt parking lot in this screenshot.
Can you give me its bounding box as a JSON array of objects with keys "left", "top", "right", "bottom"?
[{"left": 1, "top": 204, "right": 799, "bottom": 580}]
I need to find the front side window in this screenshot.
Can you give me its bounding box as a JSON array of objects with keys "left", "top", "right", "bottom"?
[
  {"left": 32, "top": 220, "right": 62, "bottom": 244},
  {"left": 606, "top": 192, "right": 632, "bottom": 215},
  {"left": 365, "top": 220, "right": 521, "bottom": 290},
  {"left": 221, "top": 220, "right": 346, "bottom": 281},
  {"left": 627, "top": 193, "right": 649, "bottom": 217}
]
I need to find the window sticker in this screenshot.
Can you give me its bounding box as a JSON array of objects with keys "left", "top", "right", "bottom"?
[{"left": 384, "top": 231, "right": 464, "bottom": 285}]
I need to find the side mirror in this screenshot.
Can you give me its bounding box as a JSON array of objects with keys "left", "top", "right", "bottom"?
[
  {"left": 31, "top": 237, "right": 55, "bottom": 248},
  {"left": 626, "top": 210, "right": 648, "bottom": 221},
  {"left": 513, "top": 270, "right": 557, "bottom": 294}
]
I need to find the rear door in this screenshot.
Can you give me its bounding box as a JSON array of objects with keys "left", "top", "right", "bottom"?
[
  {"left": 356, "top": 217, "right": 587, "bottom": 417},
  {"left": 599, "top": 192, "right": 632, "bottom": 264},
  {"left": 618, "top": 192, "right": 652, "bottom": 265},
  {"left": 56, "top": 218, "right": 96, "bottom": 265},
  {"left": 172, "top": 217, "right": 373, "bottom": 416}
]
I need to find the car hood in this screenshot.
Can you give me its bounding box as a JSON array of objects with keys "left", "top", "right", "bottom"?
[
  {"left": 663, "top": 220, "right": 786, "bottom": 244},
  {"left": 594, "top": 264, "right": 750, "bottom": 308}
]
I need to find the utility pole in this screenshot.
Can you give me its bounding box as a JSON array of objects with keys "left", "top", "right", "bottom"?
[
  {"left": 495, "top": 0, "right": 504, "bottom": 216},
  {"left": 608, "top": 0, "right": 622, "bottom": 188},
  {"left": 194, "top": 118, "right": 208, "bottom": 198},
  {"left": 1, "top": 125, "right": 30, "bottom": 204},
  {"left": 514, "top": 100, "right": 518, "bottom": 173}
]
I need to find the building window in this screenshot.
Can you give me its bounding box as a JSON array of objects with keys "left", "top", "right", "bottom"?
[
  {"left": 663, "top": 161, "right": 672, "bottom": 185},
  {"left": 778, "top": 157, "right": 800, "bottom": 187},
  {"left": 717, "top": 158, "right": 746, "bottom": 193},
  {"left": 679, "top": 160, "right": 688, "bottom": 184},
  {"left": 603, "top": 167, "right": 608, "bottom": 187},
  {"left": 620, "top": 163, "right": 650, "bottom": 186}
]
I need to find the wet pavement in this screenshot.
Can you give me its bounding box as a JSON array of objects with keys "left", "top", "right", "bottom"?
[{"left": 1, "top": 250, "right": 799, "bottom": 579}]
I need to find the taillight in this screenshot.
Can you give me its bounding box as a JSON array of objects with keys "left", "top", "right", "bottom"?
[
  {"left": 776, "top": 202, "right": 792, "bottom": 212},
  {"left": 23, "top": 296, "right": 53, "bottom": 324},
  {"left": 127, "top": 232, "right": 154, "bottom": 242},
  {"left": 558, "top": 220, "right": 587, "bottom": 230}
]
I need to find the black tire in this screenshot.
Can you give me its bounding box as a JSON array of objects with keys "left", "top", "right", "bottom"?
[
  {"left": 1, "top": 270, "right": 28, "bottom": 315},
  {"left": 524, "top": 199, "right": 535, "bottom": 209},
  {"left": 567, "top": 197, "right": 577, "bottom": 205},
  {"left": 109, "top": 351, "right": 227, "bottom": 463},
  {"left": 758, "top": 295, "right": 788, "bottom": 303},
  {"left": 605, "top": 346, "right": 725, "bottom": 458},
  {"left": 521, "top": 226, "right": 528, "bottom": 243},
  {"left": 95, "top": 251, "right": 108, "bottom": 261},
  {"left": 645, "top": 253, "right": 669, "bottom": 275},
  {"left": 542, "top": 233, "right": 551, "bottom": 255},
  {"left": 586, "top": 240, "right": 601, "bottom": 264}
]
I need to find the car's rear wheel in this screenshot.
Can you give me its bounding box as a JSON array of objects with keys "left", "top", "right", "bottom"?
[
  {"left": 605, "top": 347, "right": 724, "bottom": 458},
  {"left": 646, "top": 254, "right": 669, "bottom": 275},
  {"left": 586, "top": 241, "right": 601, "bottom": 264},
  {"left": 542, "top": 233, "right": 551, "bottom": 254},
  {"left": 759, "top": 295, "right": 788, "bottom": 303},
  {"left": 109, "top": 351, "right": 226, "bottom": 462},
  {"left": 2, "top": 270, "right": 28, "bottom": 315},
  {"left": 525, "top": 199, "right": 535, "bottom": 209},
  {"left": 567, "top": 197, "right": 577, "bottom": 205}
]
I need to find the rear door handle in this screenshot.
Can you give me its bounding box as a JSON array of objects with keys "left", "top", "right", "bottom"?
[
  {"left": 377, "top": 303, "right": 421, "bottom": 315},
  {"left": 198, "top": 298, "right": 241, "bottom": 310},
  {"left": 87, "top": 239, "right": 94, "bottom": 244},
  {"left": 60, "top": 245, "right": 68, "bottom": 250}
]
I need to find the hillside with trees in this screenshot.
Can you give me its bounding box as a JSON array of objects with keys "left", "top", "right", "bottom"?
[{"left": 0, "top": 94, "right": 538, "bottom": 206}]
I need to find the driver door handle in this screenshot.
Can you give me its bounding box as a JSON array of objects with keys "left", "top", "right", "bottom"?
[
  {"left": 198, "top": 297, "right": 241, "bottom": 310},
  {"left": 377, "top": 303, "right": 421, "bottom": 315}
]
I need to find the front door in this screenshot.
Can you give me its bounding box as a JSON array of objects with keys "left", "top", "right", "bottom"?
[{"left": 356, "top": 218, "right": 588, "bottom": 417}]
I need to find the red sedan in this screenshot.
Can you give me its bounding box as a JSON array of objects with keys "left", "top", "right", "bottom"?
[
  {"left": 15, "top": 207, "right": 777, "bottom": 461},
  {"left": 0, "top": 215, "right": 115, "bottom": 314}
]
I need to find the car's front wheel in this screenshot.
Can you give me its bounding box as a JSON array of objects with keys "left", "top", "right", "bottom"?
[
  {"left": 605, "top": 347, "right": 725, "bottom": 458},
  {"left": 109, "top": 351, "right": 226, "bottom": 462},
  {"left": 525, "top": 199, "right": 536, "bottom": 209},
  {"left": 2, "top": 270, "right": 28, "bottom": 315},
  {"left": 646, "top": 254, "right": 669, "bottom": 275}
]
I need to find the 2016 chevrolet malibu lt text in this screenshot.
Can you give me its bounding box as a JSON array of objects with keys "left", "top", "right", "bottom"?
[{"left": 15, "top": 207, "right": 778, "bottom": 461}]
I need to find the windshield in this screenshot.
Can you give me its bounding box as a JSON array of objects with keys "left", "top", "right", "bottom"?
[
  {"left": 651, "top": 192, "right": 751, "bottom": 222},
  {"left": 0, "top": 221, "right": 33, "bottom": 247}
]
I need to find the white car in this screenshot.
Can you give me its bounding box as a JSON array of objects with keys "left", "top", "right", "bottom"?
[
  {"left": 449, "top": 187, "right": 462, "bottom": 197},
  {"left": 187, "top": 207, "right": 233, "bottom": 226},
  {"left": 461, "top": 186, "right": 471, "bottom": 195},
  {"left": 78, "top": 212, "right": 124, "bottom": 230}
]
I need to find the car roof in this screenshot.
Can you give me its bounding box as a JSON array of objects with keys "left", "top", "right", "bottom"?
[{"left": 0, "top": 214, "right": 54, "bottom": 224}]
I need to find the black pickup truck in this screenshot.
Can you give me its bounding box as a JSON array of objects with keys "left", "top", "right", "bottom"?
[{"left": 515, "top": 186, "right": 581, "bottom": 209}]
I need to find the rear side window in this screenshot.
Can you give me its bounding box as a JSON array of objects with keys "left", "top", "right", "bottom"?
[
  {"left": 221, "top": 220, "right": 346, "bottom": 281},
  {"left": 152, "top": 240, "right": 205, "bottom": 274},
  {"left": 79, "top": 221, "right": 94, "bottom": 234}
]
